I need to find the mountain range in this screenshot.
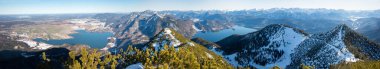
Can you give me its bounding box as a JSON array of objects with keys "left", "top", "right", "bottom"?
[
  {"left": 2, "top": 8, "right": 380, "bottom": 69},
  {"left": 1, "top": 23, "right": 379, "bottom": 69},
  {"left": 89, "top": 9, "right": 380, "bottom": 68},
  {"left": 207, "top": 24, "right": 380, "bottom": 68},
  {"left": 127, "top": 23, "right": 380, "bottom": 68},
  {"left": 93, "top": 9, "right": 380, "bottom": 49}
]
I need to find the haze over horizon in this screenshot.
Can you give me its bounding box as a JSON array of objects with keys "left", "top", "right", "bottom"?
[{"left": 0, "top": 0, "right": 379, "bottom": 14}]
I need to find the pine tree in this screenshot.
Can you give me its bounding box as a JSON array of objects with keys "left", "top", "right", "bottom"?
[
  {"left": 67, "top": 51, "right": 81, "bottom": 69},
  {"left": 37, "top": 52, "right": 51, "bottom": 69},
  {"left": 79, "top": 48, "right": 89, "bottom": 69},
  {"left": 42, "top": 52, "right": 47, "bottom": 61},
  {"left": 66, "top": 47, "right": 120, "bottom": 69},
  {"left": 144, "top": 58, "right": 153, "bottom": 69},
  {"left": 111, "top": 60, "right": 117, "bottom": 69},
  {"left": 300, "top": 64, "right": 314, "bottom": 69},
  {"left": 162, "top": 63, "right": 169, "bottom": 69},
  {"left": 271, "top": 65, "right": 281, "bottom": 69}
]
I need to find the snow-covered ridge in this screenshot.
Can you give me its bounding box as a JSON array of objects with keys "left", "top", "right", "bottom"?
[
  {"left": 192, "top": 25, "right": 202, "bottom": 31},
  {"left": 332, "top": 26, "right": 359, "bottom": 63},
  {"left": 147, "top": 14, "right": 163, "bottom": 23},
  {"left": 245, "top": 26, "right": 307, "bottom": 68},
  {"left": 213, "top": 24, "right": 367, "bottom": 68},
  {"left": 214, "top": 24, "right": 308, "bottom": 68},
  {"left": 290, "top": 24, "right": 360, "bottom": 68},
  {"left": 306, "top": 24, "right": 358, "bottom": 63},
  {"left": 149, "top": 28, "right": 182, "bottom": 51},
  {"left": 262, "top": 27, "right": 306, "bottom": 68}
]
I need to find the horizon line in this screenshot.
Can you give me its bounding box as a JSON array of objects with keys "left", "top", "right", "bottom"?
[{"left": 1, "top": 8, "right": 379, "bottom": 15}]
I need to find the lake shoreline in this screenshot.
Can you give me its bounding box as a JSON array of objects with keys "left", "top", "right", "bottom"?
[
  {"left": 33, "top": 30, "right": 113, "bottom": 49},
  {"left": 193, "top": 26, "right": 257, "bottom": 42}
]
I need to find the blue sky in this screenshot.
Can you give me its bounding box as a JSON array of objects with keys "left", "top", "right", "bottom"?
[{"left": 0, "top": 0, "right": 379, "bottom": 14}]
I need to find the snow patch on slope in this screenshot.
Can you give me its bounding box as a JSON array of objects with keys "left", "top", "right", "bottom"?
[
  {"left": 18, "top": 39, "right": 52, "bottom": 50},
  {"left": 192, "top": 25, "right": 202, "bottom": 31},
  {"left": 149, "top": 28, "right": 182, "bottom": 51},
  {"left": 101, "top": 37, "right": 116, "bottom": 51},
  {"left": 299, "top": 25, "right": 359, "bottom": 68},
  {"left": 251, "top": 27, "right": 306, "bottom": 68},
  {"left": 125, "top": 63, "right": 143, "bottom": 69},
  {"left": 187, "top": 42, "right": 195, "bottom": 46},
  {"left": 205, "top": 52, "right": 214, "bottom": 59},
  {"left": 192, "top": 18, "right": 200, "bottom": 22},
  {"left": 225, "top": 53, "right": 240, "bottom": 66},
  {"left": 334, "top": 27, "right": 359, "bottom": 62},
  {"left": 210, "top": 27, "right": 307, "bottom": 68},
  {"left": 210, "top": 47, "right": 241, "bottom": 67}
]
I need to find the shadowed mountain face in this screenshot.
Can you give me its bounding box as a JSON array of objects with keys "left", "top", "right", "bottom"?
[
  {"left": 191, "top": 37, "right": 221, "bottom": 49},
  {"left": 0, "top": 34, "right": 31, "bottom": 51},
  {"left": 355, "top": 18, "right": 380, "bottom": 43},
  {"left": 0, "top": 48, "right": 70, "bottom": 69},
  {"left": 213, "top": 24, "right": 380, "bottom": 68}
]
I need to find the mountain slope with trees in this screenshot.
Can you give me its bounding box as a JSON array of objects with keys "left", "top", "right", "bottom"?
[{"left": 214, "top": 24, "right": 380, "bottom": 69}]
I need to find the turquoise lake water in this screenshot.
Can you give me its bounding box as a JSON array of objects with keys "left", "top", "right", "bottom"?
[
  {"left": 33, "top": 26, "right": 255, "bottom": 49},
  {"left": 193, "top": 26, "right": 257, "bottom": 42},
  {"left": 33, "top": 30, "right": 113, "bottom": 49}
]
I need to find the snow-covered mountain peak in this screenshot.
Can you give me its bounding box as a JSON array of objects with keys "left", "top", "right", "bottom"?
[
  {"left": 243, "top": 24, "right": 307, "bottom": 68},
  {"left": 289, "top": 24, "right": 360, "bottom": 69},
  {"left": 216, "top": 24, "right": 308, "bottom": 68},
  {"left": 243, "top": 24, "right": 308, "bottom": 39},
  {"left": 215, "top": 24, "right": 378, "bottom": 69}
]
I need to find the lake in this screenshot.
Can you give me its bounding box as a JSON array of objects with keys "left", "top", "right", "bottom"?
[
  {"left": 33, "top": 30, "right": 113, "bottom": 49},
  {"left": 193, "top": 26, "right": 257, "bottom": 42}
]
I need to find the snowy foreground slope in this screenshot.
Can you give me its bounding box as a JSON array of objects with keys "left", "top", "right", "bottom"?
[
  {"left": 125, "top": 63, "right": 143, "bottom": 69},
  {"left": 210, "top": 24, "right": 380, "bottom": 69}
]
